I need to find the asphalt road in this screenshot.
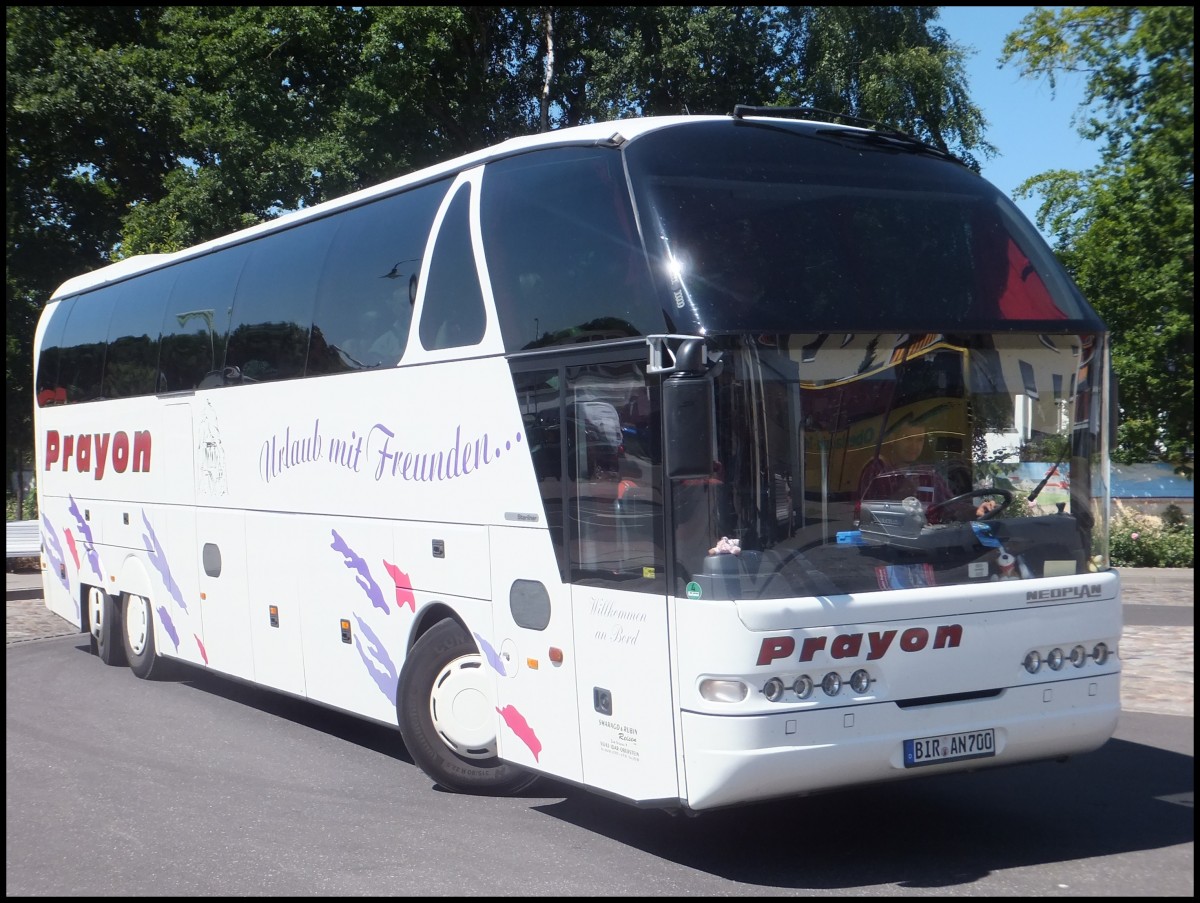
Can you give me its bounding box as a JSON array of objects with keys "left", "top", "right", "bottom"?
[{"left": 6, "top": 565, "right": 1193, "bottom": 896}]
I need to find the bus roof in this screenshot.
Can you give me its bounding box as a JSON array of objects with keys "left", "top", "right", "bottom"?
[{"left": 53, "top": 112, "right": 847, "bottom": 300}]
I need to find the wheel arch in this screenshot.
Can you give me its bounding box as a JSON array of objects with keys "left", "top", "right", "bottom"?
[
  {"left": 115, "top": 552, "right": 155, "bottom": 604},
  {"left": 406, "top": 601, "right": 468, "bottom": 656}
]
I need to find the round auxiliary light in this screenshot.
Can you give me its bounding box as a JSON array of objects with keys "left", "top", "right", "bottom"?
[
  {"left": 1069, "top": 645, "right": 1088, "bottom": 668},
  {"left": 793, "top": 675, "right": 814, "bottom": 699},
  {"left": 821, "top": 672, "right": 842, "bottom": 696},
  {"left": 1092, "top": 642, "right": 1110, "bottom": 665},
  {"left": 1023, "top": 650, "right": 1042, "bottom": 674},
  {"left": 850, "top": 669, "right": 871, "bottom": 694},
  {"left": 1047, "top": 647, "right": 1065, "bottom": 671},
  {"left": 762, "top": 677, "right": 785, "bottom": 702}
]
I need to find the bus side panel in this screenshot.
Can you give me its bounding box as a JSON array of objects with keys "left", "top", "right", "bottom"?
[
  {"left": 572, "top": 586, "right": 680, "bottom": 803},
  {"left": 133, "top": 403, "right": 207, "bottom": 669},
  {"left": 194, "top": 507, "right": 255, "bottom": 681},
  {"left": 489, "top": 525, "right": 582, "bottom": 784},
  {"left": 299, "top": 514, "right": 407, "bottom": 721},
  {"left": 297, "top": 516, "right": 496, "bottom": 726},
  {"left": 38, "top": 492, "right": 84, "bottom": 629},
  {"left": 245, "top": 511, "right": 306, "bottom": 695},
  {"left": 115, "top": 501, "right": 208, "bottom": 670}
]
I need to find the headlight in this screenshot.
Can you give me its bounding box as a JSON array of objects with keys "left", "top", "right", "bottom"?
[
  {"left": 762, "top": 677, "right": 785, "bottom": 702},
  {"left": 850, "top": 669, "right": 871, "bottom": 693}
]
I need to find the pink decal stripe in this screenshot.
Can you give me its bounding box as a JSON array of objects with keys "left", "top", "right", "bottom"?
[
  {"left": 497, "top": 704, "right": 542, "bottom": 762},
  {"left": 382, "top": 560, "right": 417, "bottom": 612}
]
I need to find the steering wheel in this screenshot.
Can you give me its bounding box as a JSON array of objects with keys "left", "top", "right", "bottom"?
[{"left": 927, "top": 488, "right": 1014, "bottom": 523}]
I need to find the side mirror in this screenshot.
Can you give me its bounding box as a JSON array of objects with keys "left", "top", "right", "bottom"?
[
  {"left": 664, "top": 378, "right": 714, "bottom": 479},
  {"left": 663, "top": 341, "right": 714, "bottom": 479}
]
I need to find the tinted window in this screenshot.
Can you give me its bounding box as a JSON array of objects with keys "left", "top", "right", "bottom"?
[
  {"left": 225, "top": 217, "right": 338, "bottom": 383},
  {"left": 481, "top": 148, "right": 664, "bottom": 352},
  {"left": 623, "top": 120, "right": 1103, "bottom": 334},
  {"left": 514, "top": 356, "right": 664, "bottom": 592},
  {"left": 58, "top": 287, "right": 119, "bottom": 403},
  {"left": 307, "top": 180, "right": 448, "bottom": 374},
  {"left": 103, "top": 267, "right": 176, "bottom": 398},
  {"left": 36, "top": 298, "right": 73, "bottom": 407},
  {"left": 419, "top": 185, "right": 486, "bottom": 351},
  {"left": 159, "top": 245, "right": 250, "bottom": 391}
]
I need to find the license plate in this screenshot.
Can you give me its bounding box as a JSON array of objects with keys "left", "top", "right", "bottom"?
[{"left": 903, "top": 728, "right": 996, "bottom": 768}]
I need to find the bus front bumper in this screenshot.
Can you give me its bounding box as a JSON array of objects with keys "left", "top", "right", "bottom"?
[{"left": 679, "top": 673, "right": 1119, "bottom": 811}]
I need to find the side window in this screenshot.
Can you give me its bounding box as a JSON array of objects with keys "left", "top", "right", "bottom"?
[
  {"left": 225, "top": 217, "right": 338, "bottom": 383},
  {"left": 57, "top": 287, "right": 119, "bottom": 403},
  {"left": 103, "top": 267, "right": 176, "bottom": 398},
  {"left": 308, "top": 180, "right": 448, "bottom": 375},
  {"left": 419, "top": 184, "right": 486, "bottom": 351},
  {"left": 36, "top": 298, "right": 74, "bottom": 407},
  {"left": 159, "top": 245, "right": 250, "bottom": 392},
  {"left": 481, "top": 148, "right": 662, "bottom": 352},
  {"left": 517, "top": 357, "right": 663, "bottom": 592},
  {"left": 514, "top": 367, "right": 566, "bottom": 574}
]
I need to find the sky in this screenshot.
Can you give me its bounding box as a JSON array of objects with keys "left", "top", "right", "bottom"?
[{"left": 934, "top": 6, "right": 1102, "bottom": 236}]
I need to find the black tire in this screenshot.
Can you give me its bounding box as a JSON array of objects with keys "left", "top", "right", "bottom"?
[
  {"left": 396, "top": 618, "right": 539, "bottom": 796},
  {"left": 87, "top": 585, "right": 126, "bottom": 666},
  {"left": 122, "top": 593, "right": 165, "bottom": 680}
]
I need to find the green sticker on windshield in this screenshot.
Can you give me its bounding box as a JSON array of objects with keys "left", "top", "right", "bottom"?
[{"left": 686, "top": 581, "right": 702, "bottom": 600}]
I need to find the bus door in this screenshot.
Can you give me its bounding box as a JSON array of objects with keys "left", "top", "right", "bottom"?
[{"left": 504, "top": 354, "right": 679, "bottom": 802}]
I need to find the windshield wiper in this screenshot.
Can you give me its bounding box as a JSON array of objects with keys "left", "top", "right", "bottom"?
[{"left": 731, "top": 104, "right": 961, "bottom": 164}]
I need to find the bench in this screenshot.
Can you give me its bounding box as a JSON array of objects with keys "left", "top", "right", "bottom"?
[{"left": 6, "top": 519, "right": 40, "bottom": 564}]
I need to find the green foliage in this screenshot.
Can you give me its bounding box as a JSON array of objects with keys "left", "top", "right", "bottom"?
[
  {"left": 0, "top": 5, "right": 1013, "bottom": 475},
  {"left": 6, "top": 491, "right": 37, "bottom": 522},
  {"left": 1110, "top": 508, "right": 1195, "bottom": 568},
  {"left": 1160, "top": 503, "right": 1187, "bottom": 530},
  {"left": 1001, "top": 7, "right": 1194, "bottom": 470}
]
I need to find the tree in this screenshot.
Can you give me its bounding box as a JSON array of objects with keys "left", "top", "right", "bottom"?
[
  {"left": 7, "top": 7, "right": 179, "bottom": 473},
  {"left": 5, "top": 5, "right": 994, "bottom": 485},
  {"left": 1001, "top": 6, "right": 1194, "bottom": 470},
  {"left": 777, "top": 6, "right": 995, "bottom": 169}
]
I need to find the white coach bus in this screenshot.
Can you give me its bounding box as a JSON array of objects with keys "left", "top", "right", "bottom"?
[{"left": 33, "top": 107, "right": 1120, "bottom": 812}]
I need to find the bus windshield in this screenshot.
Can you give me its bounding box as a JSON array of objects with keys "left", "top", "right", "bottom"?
[
  {"left": 624, "top": 120, "right": 1103, "bottom": 336},
  {"left": 672, "top": 332, "right": 1109, "bottom": 599}
]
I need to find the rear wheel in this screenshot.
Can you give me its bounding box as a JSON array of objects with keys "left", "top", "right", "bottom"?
[
  {"left": 87, "top": 586, "right": 125, "bottom": 666},
  {"left": 396, "top": 618, "right": 539, "bottom": 796},
  {"left": 122, "top": 593, "right": 164, "bottom": 680}
]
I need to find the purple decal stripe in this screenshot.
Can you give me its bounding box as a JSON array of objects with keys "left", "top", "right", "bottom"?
[
  {"left": 473, "top": 632, "right": 507, "bottom": 677},
  {"left": 68, "top": 495, "right": 104, "bottom": 580},
  {"left": 352, "top": 613, "right": 399, "bottom": 706},
  {"left": 141, "top": 510, "right": 187, "bottom": 613},
  {"left": 330, "top": 529, "right": 388, "bottom": 614},
  {"left": 157, "top": 604, "right": 180, "bottom": 652},
  {"left": 41, "top": 514, "right": 70, "bottom": 592}
]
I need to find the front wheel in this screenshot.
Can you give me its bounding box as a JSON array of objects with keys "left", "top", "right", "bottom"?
[
  {"left": 396, "top": 618, "right": 539, "bottom": 796},
  {"left": 122, "top": 593, "right": 165, "bottom": 680}
]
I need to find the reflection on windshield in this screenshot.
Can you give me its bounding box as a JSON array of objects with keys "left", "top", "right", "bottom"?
[{"left": 674, "top": 332, "right": 1108, "bottom": 599}]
